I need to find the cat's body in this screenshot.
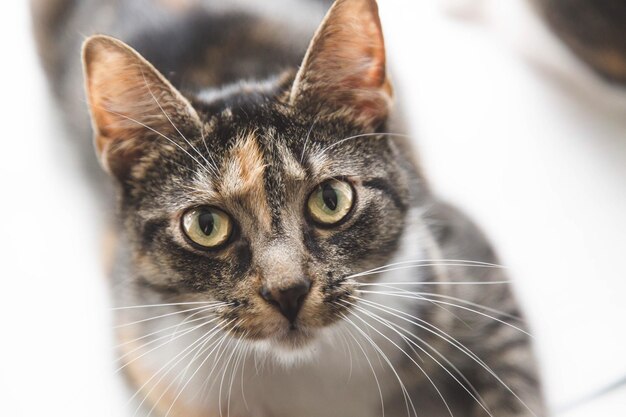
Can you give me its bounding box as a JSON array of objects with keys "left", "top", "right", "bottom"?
[{"left": 32, "top": 1, "right": 545, "bottom": 416}]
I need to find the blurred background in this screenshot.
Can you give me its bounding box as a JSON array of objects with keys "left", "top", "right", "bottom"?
[{"left": 0, "top": 0, "right": 625, "bottom": 415}]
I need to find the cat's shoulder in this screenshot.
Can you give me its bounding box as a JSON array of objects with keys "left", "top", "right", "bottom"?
[{"left": 424, "top": 198, "right": 499, "bottom": 263}]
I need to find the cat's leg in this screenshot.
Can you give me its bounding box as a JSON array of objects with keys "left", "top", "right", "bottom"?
[
  {"left": 441, "top": 266, "right": 545, "bottom": 416},
  {"left": 425, "top": 201, "right": 546, "bottom": 417},
  {"left": 474, "top": 348, "right": 545, "bottom": 417},
  {"left": 462, "top": 304, "right": 546, "bottom": 417}
]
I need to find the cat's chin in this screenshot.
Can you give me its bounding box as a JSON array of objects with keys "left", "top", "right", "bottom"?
[{"left": 253, "top": 328, "right": 320, "bottom": 367}]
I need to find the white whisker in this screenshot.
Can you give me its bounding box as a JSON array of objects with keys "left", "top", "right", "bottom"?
[
  {"left": 337, "top": 329, "right": 355, "bottom": 382},
  {"left": 346, "top": 299, "right": 491, "bottom": 417},
  {"left": 114, "top": 314, "right": 210, "bottom": 349},
  {"left": 200, "top": 128, "right": 220, "bottom": 175},
  {"left": 350, "top": 296, "right": 537, "bottom": 417},
  {"left": 112, "top": 301, "right": 223, "bottom": 310},
  {"left": 114, "top": 303, "right": 227, "bottom": 329},
  {"left": 161, "top": 324, "right": 234, "bottom": 417},
  {"left": 353, "top": 280, "right": 512, "bottom": 286},
  {"left": 300, "top": 119, "right": 317, "bottom": 163},
  {"left": 140, "top": 69, "right": 218, "bottom": 176},
  {"left": 343, "top": 301, "right": 454, "bottom": 417},
  {"left": 357, "top": 291, "right": 531, "bottom": 336},
  {"left": 218, "top": 330, "right": 246, "bottom": 417},
  {"left": 199, "top": 329, "right": 234, "bottom": 399},
  {"left": 129, "top": 319, "right": 229, "bottom": 415},
  {"left": 227, "top": 332, "right": 249, "bottom": 417},
  {"left": 371, "top": 287, "right": 523, "bottom": 322},
  {"left": 346, "top": 259, "right": 504, "bottom": 279},
  {"left": 340, "top": 321, "right": 386, "bottom": 417},
  {"left": 239, "top": 343, "right": 251, "bottom": 412},
  {"left": 100, "top": 106, "right": 214, "bottom": 178},
  {"left": 340, "top": 312, "right": 418, "bottom": 417},
  {"left": 116, "top": 316, "right": 218, "bottom": 373},
  {"left": 320, "top": 132, "right": 411, "bottom": 155}
]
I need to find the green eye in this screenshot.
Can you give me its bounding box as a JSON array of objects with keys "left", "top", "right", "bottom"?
[
  {"left": 182, "top": 207, "right": 233, "bottom": 249},
  {"left": 307, "top": 179, "right": 354, "bottom": 226}
]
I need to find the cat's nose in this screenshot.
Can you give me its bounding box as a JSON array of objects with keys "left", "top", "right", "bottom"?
[{"left": 260, "top": 278, "right": 311, "bottom": 324}]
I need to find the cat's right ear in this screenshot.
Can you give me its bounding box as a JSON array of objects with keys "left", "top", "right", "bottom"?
[{"left": 82, "top": 35, "right": 201, "bottom": 179}]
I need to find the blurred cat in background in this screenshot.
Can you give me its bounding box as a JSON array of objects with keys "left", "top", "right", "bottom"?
[
  {"left": 32, "top": 0, "right": 546, "bottom": 416},
  {"left": 533, "top": 0, "right": 626, "bottom": 85},
  {"left": 442, "top": 0, "right": 626, "bottom": 85}
]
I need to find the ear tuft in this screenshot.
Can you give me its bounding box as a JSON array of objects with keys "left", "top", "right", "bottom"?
[
  {"left": 82, "top": 35, "right": 200, "bottom": 179},
  {"left": 290, "top": 0, "right": 392, "bottom": 126}
]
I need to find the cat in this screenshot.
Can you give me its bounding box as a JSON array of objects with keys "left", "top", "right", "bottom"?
[
  {"left": 441, "top": 0, "right": 626, "bottom": 85},
  {"left": 32, "top": 0, "right": 545, "bottom": 416},
  {"left": 532, "top": 0, "right": 626, "bottom": 85}
]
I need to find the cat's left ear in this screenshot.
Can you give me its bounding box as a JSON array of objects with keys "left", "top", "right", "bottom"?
[
  {"left": 82, "top": 35, "right": 201, "bottom": 179},
  {"left": 289, "top": 0, "right": 392, "bottom": 127}
]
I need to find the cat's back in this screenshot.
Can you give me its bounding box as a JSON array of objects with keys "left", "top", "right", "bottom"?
[{"left": 33, "top": 0, "right": 331, "bottom": 92}]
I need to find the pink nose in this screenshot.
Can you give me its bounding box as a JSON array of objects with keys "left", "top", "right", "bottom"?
[{"left": 260, "top": 279, "right": 311, "bottom": 324}]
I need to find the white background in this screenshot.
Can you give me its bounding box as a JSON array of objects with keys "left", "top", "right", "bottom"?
[{"left": 1, "top": 0, "right": 625, "bottom": 416}]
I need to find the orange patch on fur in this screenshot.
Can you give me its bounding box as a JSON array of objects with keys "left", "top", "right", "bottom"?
[
  {"left": 119, "top": 342, "right": 208, "bottom": 417},
  {"left": 222, "top": 132, "right": 272, "bottom": 230},
  {"left": 234, "top": 136, "right": 265, "bottom": 187},
  {"left": 101, "top": 223, "right": 117, "bottom": 279}
]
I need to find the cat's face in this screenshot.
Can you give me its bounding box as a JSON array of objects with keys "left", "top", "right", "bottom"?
[
  {"left": 83, "top": 0, "right": 416, "bottom": 355},
  {"left": 120, "top": 106, "right": 411, "bottom": 352}
]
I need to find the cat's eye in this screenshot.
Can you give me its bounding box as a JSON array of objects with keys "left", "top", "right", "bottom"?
[
  {"left": 307, "top": 179, "right": 354, "bottom": 226},
  {"left": 181, "top": 207, "right": 233, "bottom": 249}
]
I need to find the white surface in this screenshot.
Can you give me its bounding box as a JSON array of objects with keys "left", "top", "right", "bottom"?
[
  {"left": 380, "top": 0, "right": 626, "bottom": 414},
  {"left": 1, "top": 0, "right": 624, "bottom": 416}
]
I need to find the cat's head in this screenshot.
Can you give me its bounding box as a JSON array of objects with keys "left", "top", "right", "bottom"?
[{"left": 83, "top": 0, "right": 420, "bottom": 359}]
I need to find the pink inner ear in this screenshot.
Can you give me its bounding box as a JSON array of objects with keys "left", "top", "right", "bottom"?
[
  {"left": 290, "top": 0, "right": 391, "bottom": 124},
  {"left": 83, "top": 35, "right": 200, "bottom": 177}
]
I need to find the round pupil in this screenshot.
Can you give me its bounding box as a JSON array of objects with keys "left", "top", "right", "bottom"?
[
  {"left": 322, "top": 183, "right": 338, "bottom": 211},
  {"left": 198, "top": 212, "right": 215, "bottom": 236}
]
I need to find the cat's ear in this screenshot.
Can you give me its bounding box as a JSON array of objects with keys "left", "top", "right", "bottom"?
[
  {"left": 82, "top": 35, "right": 201, "bottom": 179},
  {"left": 289, "top": 0, "right": 392, "bottom": 126}
]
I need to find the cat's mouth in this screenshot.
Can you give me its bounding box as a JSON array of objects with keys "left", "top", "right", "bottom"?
[
  {"left": 253, "top": 326, "right": 320, "bottom": 365},
  {"left": 227, "top": 288, "right": 351, "bottom": 357},
  {"left": 272, "top": 324, "right": 315, "bottom": 349},
  {"left": 225, "top": 306, "right": 318, "bottom": 349}
]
